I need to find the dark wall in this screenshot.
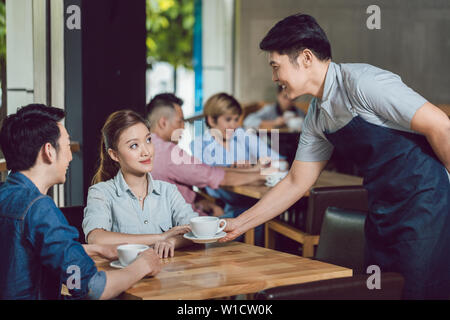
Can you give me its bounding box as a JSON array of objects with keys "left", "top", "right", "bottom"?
[
  {"left": 236, "top": 0, "right": 450, "bottom": 104},
  {"left": 80, "top": 0, "right": 146, "bottom": 201},
  {"left": 65, "top": 0, "right": 84, "bottom": 206}
]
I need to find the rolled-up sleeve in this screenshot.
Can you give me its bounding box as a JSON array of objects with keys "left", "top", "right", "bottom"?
[
  {"left": 83, "top": 185, "right": 113, "bottom": 242},
  {"left": 87, "top": 271, "right": 107, "bottom": 300},
  {"left": 168, "top": 184, "right": 199, "bottom": 226}
]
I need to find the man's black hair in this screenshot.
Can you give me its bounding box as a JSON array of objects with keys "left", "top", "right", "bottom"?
[
  {"left": 145, "top": 93, "right": 184, "bottom": 119},
  {"left": 260, "top": 13, "right": 332, "bottom": 63},
  {"left": 0, "top": 104, "right": 65, "bottom": 172}
]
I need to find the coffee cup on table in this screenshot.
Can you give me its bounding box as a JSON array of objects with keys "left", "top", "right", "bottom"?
[
  {"left": 190, "top": 216, "right": 227, "bottom": 238},
  {"left": 117, "top": 244, "right": 150, "bottom": 267}
]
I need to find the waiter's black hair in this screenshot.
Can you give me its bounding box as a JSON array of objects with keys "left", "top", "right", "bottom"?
[{"left": 260, "top": 13, "right": 332, "bottom": 63}]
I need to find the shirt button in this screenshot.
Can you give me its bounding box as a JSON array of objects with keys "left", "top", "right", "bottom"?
[{"left": 144, "top": 220, "right": 149, "bottom": 224}]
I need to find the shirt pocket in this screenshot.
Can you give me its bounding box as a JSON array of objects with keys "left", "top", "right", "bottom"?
[
  {"left": 158, "top": 219, "right": 173, "bottom": 233},
  {"left": 116, "top": 222, "right": 140, "bottom": 234},
  {"left": 112, "top": 211, "right": 141, "bottom": 235}
]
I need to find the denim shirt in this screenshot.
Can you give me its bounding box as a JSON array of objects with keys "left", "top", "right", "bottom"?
[{"left": 0, "top": 172, "right": 106, "bottom": 300}]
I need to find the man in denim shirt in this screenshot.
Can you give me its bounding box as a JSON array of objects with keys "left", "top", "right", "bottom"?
[{"left": 0, "top": 104, "right": 161, "bottom": 300}]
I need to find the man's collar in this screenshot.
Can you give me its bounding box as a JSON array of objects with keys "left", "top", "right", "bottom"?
[
  {"left": 7, "top": 171, "right": 42, "bottom": 194},
  {"left": 317, "top": 61, "right": 337, "bottom": 112}
]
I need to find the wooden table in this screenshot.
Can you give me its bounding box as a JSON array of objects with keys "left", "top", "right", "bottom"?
[
  {"left": 222, "top": 170, "right": 363, "bottom": 248},
  {"left": 223, "top": 170, "right": 363, "bottom": 200},
  {"left": 94, "top": 242, "right": 352, "bottom": 300}
]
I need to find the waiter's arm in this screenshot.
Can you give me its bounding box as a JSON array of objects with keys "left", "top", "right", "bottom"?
[
  {"left": 411, "top": 102, "right": 450, "bottom": 173},
  {"left": 220, "top": 160, "right": 328, "bottom": 242}
]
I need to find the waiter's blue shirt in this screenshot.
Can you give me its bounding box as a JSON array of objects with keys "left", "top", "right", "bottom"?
[{"left": 0, "top": 172, "right": 106, "bottom": 300}]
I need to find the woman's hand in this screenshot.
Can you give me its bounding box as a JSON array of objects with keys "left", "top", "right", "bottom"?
[
  {"left": 162, "top": 225, "right": 191, "bottom": 241},
  {"left": 153, "top": 238, "right": 176, "bottom": 258}
]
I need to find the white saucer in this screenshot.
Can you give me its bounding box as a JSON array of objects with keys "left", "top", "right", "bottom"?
[
  {"left": 110, "top": 260, "right": 125, "bottom": 269},
  {"left": 183, "top": 231, "right": 226, "bottom": 244}
]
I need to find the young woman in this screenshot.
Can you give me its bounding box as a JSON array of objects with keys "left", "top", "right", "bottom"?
[{"left": 83, "top": 110, "right": 197, "bottom": 258}]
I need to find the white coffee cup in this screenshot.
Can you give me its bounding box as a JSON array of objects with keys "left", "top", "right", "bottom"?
[
  {"left": 190, "top": 216, "right": 227, "bottom": 238},
  {"left": 117, "top": 244, "right": 149, "bottom": 267}
]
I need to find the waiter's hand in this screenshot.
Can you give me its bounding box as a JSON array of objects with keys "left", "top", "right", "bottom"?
[{"left": 219, "top": 218, "right": 244, "bottom": 242}]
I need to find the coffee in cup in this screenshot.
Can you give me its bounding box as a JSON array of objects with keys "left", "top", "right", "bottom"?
[
  {"left": 190, "top": 216, "right": 227, "bottom": 238},
  {"left": 117, "top": 244, "right": 149, "bottom": 266}
]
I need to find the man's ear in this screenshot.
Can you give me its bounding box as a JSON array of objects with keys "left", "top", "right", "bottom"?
[
  {"left": 300, "top": 49, "right": 314, "bottom": 68},
  {"left": 41, "top": 142, "right": 56, "bottom": 164},
  {"left": 158, "top": 116, "right": 168, "bottom": 129},
  {"left": 107, "top": 148, "right": 119, "bottom": 163}
]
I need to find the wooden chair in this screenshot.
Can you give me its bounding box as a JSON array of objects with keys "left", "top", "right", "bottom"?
[
  {"left": 239, "top": 101, "right": 265, "bottom": 127},
  {"left": 265, "top": 185, "right": 368, "bottom": 257}
]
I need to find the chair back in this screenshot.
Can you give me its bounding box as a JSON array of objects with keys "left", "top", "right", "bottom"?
[
  {"left": 305, "top": 186, "right": 368, "bottom": 235},
  {"left": 315, "top": 207, "right": 367, "bottom": 274},
  {"left": 255, "top": 272, "right": 404, "bottom": 300},
  {"left": 59, "top": 206, "right": 85, "bottom": 244}
]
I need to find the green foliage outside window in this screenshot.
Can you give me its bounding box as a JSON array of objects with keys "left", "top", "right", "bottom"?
[{"left": 146, "top": 0, "right": 194, "bottom": 70}]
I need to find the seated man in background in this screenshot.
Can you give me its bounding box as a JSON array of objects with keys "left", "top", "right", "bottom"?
[
  {"left": 145, "top": 93, "right": 266, "bottom": 217},
  {"left": 0, "top": 104, "right": 161, "bottom": 300},
  {"left": 244, "top": 85, "right": 306, "bottom": 130}
]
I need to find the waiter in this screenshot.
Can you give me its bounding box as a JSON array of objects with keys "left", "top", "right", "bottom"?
[{"left": 220, "top": 13, "right": 450, "bottom": 299}]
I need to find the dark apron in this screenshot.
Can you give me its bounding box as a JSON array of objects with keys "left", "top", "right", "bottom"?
[{"left": 324, "top": 116, "right": 450, "bottom": 299}]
